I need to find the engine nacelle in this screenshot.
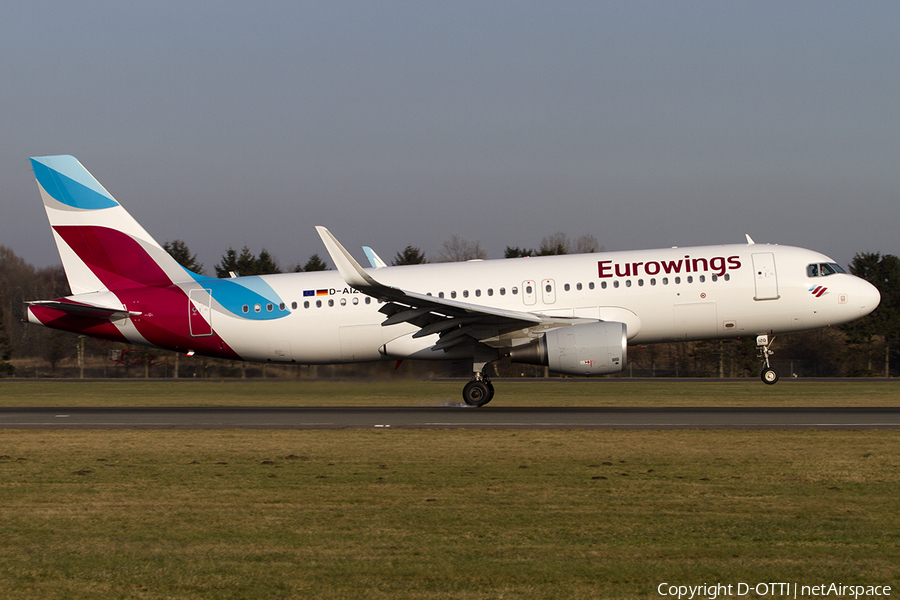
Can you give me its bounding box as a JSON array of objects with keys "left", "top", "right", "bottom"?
[{"left": 509, "top": 322, "right": 627, "bottom": 376}]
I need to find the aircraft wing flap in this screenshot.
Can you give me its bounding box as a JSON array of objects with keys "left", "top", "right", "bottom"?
[{"left": 400, "top": 290, "right": 542, "bottom": 325}]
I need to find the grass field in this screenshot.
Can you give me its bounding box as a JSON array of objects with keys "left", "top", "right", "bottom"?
[
  {"left": 1, "top": 429, "right": 898, "bottom": 599},
  {"left": 0, "top": 378, "right": 897, "bottom": 407},
  {"left": 0, "top": 380, "right": 897, "bottom": 599}
]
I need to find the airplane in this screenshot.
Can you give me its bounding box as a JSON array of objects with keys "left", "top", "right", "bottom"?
[{"left": 25, "top": 155, "right": 881, "bottom": 406}]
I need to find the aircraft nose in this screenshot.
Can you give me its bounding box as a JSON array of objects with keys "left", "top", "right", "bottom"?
[{"left": 856, "top": 278, "right": 881, "bottom": 317}]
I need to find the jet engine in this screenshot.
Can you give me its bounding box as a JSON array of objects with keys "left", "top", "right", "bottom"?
[{"left": 509, "top": 322, "right": 627, "bottom": 376}]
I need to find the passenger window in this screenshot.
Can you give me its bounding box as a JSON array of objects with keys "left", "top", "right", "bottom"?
[
  {"left": 316, "top": 300, "right": 322, "bottom": 308},
  {"left": 576, "top": 283, "right": 582, "bottom": 291},
  {"left": 625, "top": 280, "right": 632, "bottom": 287},
  {"left": 613, "top": 281, "right": 619, "bottom": 288},
  {"left": 601, "top": 282, "right": 607, "bottom": 289},
  {"left": 663, "top": 277, "right": 669, "bottom": 285},
  {"left": 439, "top": 292, "right": 445, "bottom": 298},
  {"left": 353, "top": 297, "right": 359, "bottom": 305},
  {"left": 650, "top": 278, "right": 656, "bottom": 286},
  {"left": 463, "top": 290, "right": 469, "bottom": 298},
  {"left": 291, "top": 302, "right": 297, "bottom": 310},
  {"left": 451, "top": 291, "right": 457, "bottom": 299},
  {"left": 304, "top": 301, "right": 310, "bottom": 309},
  {"left": 242, "top": 305, "right": 249, "bottom": 313},
  {"left": 254, "top": 304, "right": 261, "bottom": 312},
  {"left": 341, "top": 298, "right": 347, "bottom": 306},
  {"left": 687, "top": 276, "right": 693, "bottom": 284},
  {"left": 675, "top": 277, "right": 681, "bottom": 284},
  {"left": 512, "top": 287, "right": 518, "bottom": 295},
  {"left": 365, "top": 297, "right": 372, "bottom": 304},
  {"left": 487, "top": 289, "right": 493, "bottom": 296},
  {"left": 564, "top": 283, "right": 570, "bottom": 291},
  {"left": 589, "top": 282, "right": 595, "bottom": 290},
  {"left": 328, "top": 299, "right": 334, "bottom": 307},
  {"left": 638, "top": 279, "right": 644, "bottom": 287},
  {"left": 500, "top": 288, "right": 506, "bottom": 295},
  {"left": 266, "top": 303, "right": 273, "bottom": 312}
]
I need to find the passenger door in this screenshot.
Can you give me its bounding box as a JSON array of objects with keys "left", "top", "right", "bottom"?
[
  {"left": 189, "top": 288, "right": 213, "bottom": 337},
  {"left": 752, "top": 253, "right": 779, "bottom": 301}
]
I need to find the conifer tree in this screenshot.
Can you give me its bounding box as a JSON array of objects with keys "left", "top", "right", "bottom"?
[
  {"left": 392, "top": 246, "right": 427, "bottom": 265},
  {"left": 163, "top": 240, "right": 204, "bottom": 274},
  {"left": 295, "top": 253, "right": 328, "bottom": 272}
]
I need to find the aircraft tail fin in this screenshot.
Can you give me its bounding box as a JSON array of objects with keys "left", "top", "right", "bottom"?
[{"left": 30, "top": 155, "right": 197, "bottom": 295}]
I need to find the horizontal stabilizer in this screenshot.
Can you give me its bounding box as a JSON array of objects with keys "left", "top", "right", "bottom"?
[{"left": 26, "top": 298, "right": 139, "bottom": 322}]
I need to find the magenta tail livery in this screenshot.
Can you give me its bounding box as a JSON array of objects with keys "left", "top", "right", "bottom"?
[{"left": 26, "top": 156, "right": 881, "bottom": 405}]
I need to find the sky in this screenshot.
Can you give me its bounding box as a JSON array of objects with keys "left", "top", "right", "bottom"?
[{"left": 2, "top": 1, "right": 898, "bottom": 273}]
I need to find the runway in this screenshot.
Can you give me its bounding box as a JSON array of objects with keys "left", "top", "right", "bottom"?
[{"left": 1, "top": 407, "right": 899, "bottom": 430}]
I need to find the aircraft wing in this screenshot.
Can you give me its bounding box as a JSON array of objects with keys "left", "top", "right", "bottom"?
[{"left": 316, "top": 227, "right": 594, "bottom": 352}]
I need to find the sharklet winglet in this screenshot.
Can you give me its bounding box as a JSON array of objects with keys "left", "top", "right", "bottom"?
[
  {"left": 315, "top": 226, "right": 386, "bottom": 293},
  {"left": 362, "top": 246, "right": 388, "bottom": 269}
]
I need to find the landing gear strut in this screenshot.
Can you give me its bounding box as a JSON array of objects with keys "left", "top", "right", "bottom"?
[{"left": 757, "top": 334, "right": 779, "bottom": 385}]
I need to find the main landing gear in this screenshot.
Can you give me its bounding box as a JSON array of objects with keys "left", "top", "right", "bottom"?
[
  {"left": 757, "top": 334, "right": 779, "bottom": 385},
  {"left": 462, "top": 347, "right": 498, "bottom": 407},
  {"left": 463, "top": 377, "right": 494, "bottom": 407}
]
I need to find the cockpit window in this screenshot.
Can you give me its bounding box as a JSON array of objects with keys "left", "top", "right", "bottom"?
[{"left": 807, "top": 262, "right": 846, "bottom": 277}]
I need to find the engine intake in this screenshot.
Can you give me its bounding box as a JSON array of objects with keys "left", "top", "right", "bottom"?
[{"left": 509, "top": 322, "right": 627, "bottom": 376}]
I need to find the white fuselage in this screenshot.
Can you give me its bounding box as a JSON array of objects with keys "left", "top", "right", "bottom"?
[{"left": 194, "top": 243, "right": 878, "bottom": 364}]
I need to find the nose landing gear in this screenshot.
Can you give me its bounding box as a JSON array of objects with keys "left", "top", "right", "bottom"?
[{"left": 757, "top": 334, "right": 779, "bottom": 385}]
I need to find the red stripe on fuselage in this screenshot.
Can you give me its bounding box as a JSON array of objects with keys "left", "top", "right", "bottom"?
[
  {"left": 116, "top": 286, "right": 242, "bottom": 360},
  {"left": 32, "top": 287, "right": 242, "bottom": 360}
]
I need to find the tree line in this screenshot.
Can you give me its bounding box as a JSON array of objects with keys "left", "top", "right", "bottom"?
[
  {"left": 1, "top": 237, "right": 897, "bottom": 378},
  {"left": 162, "top": 231, "right": 604, "bottom": 275}
]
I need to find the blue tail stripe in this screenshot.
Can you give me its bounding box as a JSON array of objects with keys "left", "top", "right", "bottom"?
[{"left": 30, "top": 156, "right": 119, "bottom": 210}]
